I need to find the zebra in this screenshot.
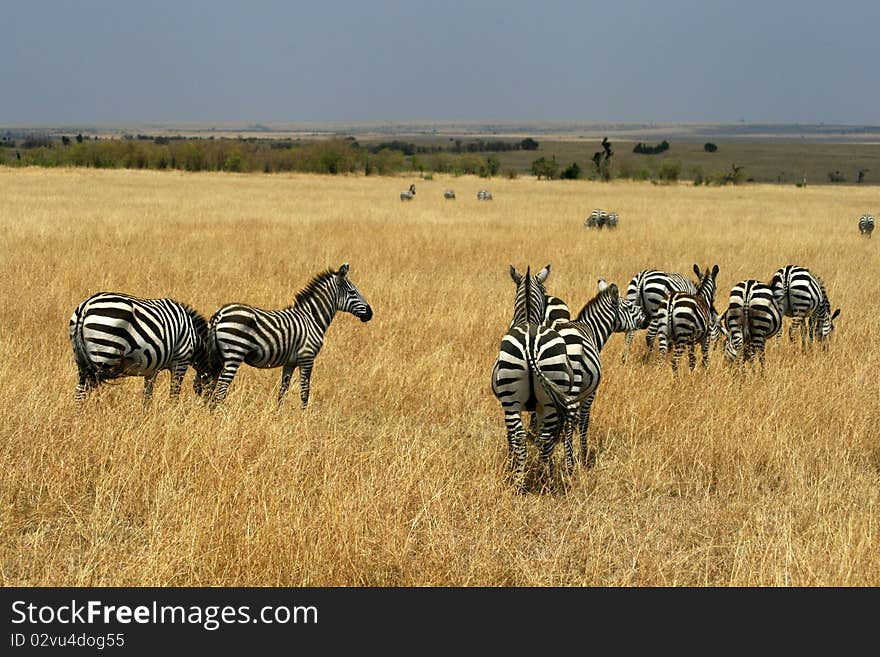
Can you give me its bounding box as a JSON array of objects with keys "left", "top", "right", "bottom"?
[
  {"left": 723, "top": 279, "right": 783, "bottom": 371},
  {"left": 770, "top": 265, "right": 840, "bottom": 349},
  {"left": 859, "top": 214, "right": 875, "bottom": 237},
  {"left": 477, "top": 189, "right": 493, "bottom": 201},
  {"left": 656, "top": 264, "right": 720, "bottom": 373},
  {"left": 606, "top": 212, "right": 619, "bottom": 229},
  {"left": 443, "top": 189, "right": 456, "bottom": 200},
  {"left": 624, "top": 268, "right": 698, "bottom": 361},
  {"left": 207, "top": 263, "right": 373, "bottom": 408},
  {"left": 492, "top": 264, "right": 577, "bottom": 491},
  {"left": 585, "top": 208, "right": 607, "bottom": 229},
  {"left": 68, "top": 292, "right": 212, "bottom": 403},
  {"left": 400, "top": 184, "right": 416, "bottom": 201}
]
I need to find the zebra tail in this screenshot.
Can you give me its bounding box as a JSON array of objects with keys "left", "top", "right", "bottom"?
[
  {"left": 206, "top": 313, "right": 224, "bottom": 377},
  {"left": 522, "top": 325, "right": 570, "bottom": 440},
  {"left": 71, "top": 308, "right": 97, "bottom": 378}
]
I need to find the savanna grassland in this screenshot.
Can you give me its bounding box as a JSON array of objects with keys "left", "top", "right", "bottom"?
[{"left": 1, "top": 167, "right": 878, "bottom": 586}]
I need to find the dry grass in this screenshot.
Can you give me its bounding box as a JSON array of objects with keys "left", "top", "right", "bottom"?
[{"left": 1, "top": 167, "right": 878, "bottom": 586}]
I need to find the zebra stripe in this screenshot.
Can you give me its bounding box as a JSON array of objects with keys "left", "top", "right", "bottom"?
[
  {"left": 859, "top": 214, "right": 874, "bottom": 237},
  {"left": 606, "top": 212, "right": 619, "bottom": 229},
  {"left": 207, "top": 263, "right": 373, "bottom": 407},
  {"left": 656, "top": 264, "right": 720, "bottom": 372},
  {"left": 68, "top": 292, "right": 211, "bottom": 402},
  {"left": 477, "top": 189, "right": 493, "bottom": 201},
  {"left": 585, "top": 208, "right": 608, "bottom": 229},
  {"left": 723, "top": 279, "right": 783, "bottom": 370},
  {"left": 770, "top": 265, "right": 840, "bottom": 349},
  {"left": 443, "top": 189, "right": 456, "bottom": 200},
  {"left": 400, "top": 184, "right": 416, "bottom": 201},
  {"left": 624, "top": 268, "right": 698, "bottom": 361}
]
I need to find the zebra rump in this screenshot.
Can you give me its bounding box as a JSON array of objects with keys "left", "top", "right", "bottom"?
[{"left": 859, "top": 214, "right": 874, "bottom": 237}]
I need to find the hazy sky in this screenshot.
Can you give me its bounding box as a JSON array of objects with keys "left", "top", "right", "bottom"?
[{"left": 3, "top": 0, "right": 879, "bottom": 125}]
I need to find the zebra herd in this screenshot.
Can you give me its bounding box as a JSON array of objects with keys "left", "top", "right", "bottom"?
[
  {"left": 491, "top": 261, "right": 840, "bottom": 492},
  {"left": 68, "top": 264, "right": 373, "bottom": 407},
  {"left": 584, "top": 208, "right": 618, "bottom": 229},
  {"left": 401, "top": 184, "right": 493, "bottom": 201}
]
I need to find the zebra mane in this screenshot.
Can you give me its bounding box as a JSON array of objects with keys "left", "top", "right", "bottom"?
[
  {"left": 292, "top": 268, "right": 339, "bottom": 308},
  {"left": 182, "top": 304, "right": 209, "bottom": 338},
  {"left": 574, "top": 283, "right": 618, "bottom": 322}
]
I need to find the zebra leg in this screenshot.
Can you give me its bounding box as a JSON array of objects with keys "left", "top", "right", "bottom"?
[
  {"left": 211, "top": 358, "right": 243, "bottom": 405},
  {"left": 622, "top": 330, "right": 634, "bottom": 363},
  {"left": 537, "top": 430, "right": 557, "bottom": 490},
  {"left": 700, "top": 337, "right": 710, "bottom": 368},
  {"left": 503, "top": 410, "right": 528, "bottom": 493},
  {"left": 644, "top": 321, "right": 659, "bottom": 360},
  {"left": 168, "top": 361, "right": 188, "bottom": 399},
  {"left": 75, "top": 369, "right": 97, "bottom": 402},
  {"left": 754, "top": 337, "right": 766, "bottom": 373},
  {"left": 688, "top": 343, "right": 697, "bottom": 370},
  {"left": 142, "top": 372, "right": 158, "bottom": 405},
  {"left": 278, "top": 364, "right": 295, "bottom": 408},
  {"left": 578, "top": 394, "right": 597, "bottom": 466},
  {"left": 671, "top": 343, "right": 684, "bottom": 374},
  {"left": 297, "top": 358, "right": 315, "bottom": 409}
]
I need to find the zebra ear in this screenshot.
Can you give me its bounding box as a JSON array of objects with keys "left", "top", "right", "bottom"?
[
  {"left": 535, "top": 264, "right": 551, "bottom": 284},
  {"left": 597, "top": 278, "right": 608, "bottom": 292},
  {"left": 712, "top": 264, "right": 719, "bottom": 278},
  {"left": 339, "top": 263, "right": 349, "bottom": 277},
  {"left": 693, "top": 264, "right": 702, "bottom": 278},
  {"left": 608, "top": 283, "right": 619, "bottom": 302},
  {"left": 831, "top": 308, "right": 841, "bottom": 320},
  {"left": 509, "top": 265, "right": 522, "bottom": 285}
]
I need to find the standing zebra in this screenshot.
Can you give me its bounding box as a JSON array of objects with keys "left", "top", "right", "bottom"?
[
  {"left": 68, "top": 292, "right": 212, "bottom": 403},
  {"left": 400, "top": 184, "right": 416, "bottom": 201},
  {"left": 859, "top": 214, "right": 875, "bottom": 237},
  {"left": 585, "top": 208, "right": 608, "bottom": 229},
  {"left": 770, "top": 265, "right": 840, "bottom": 349},
  {"left": 443, "top": 189, "right": 456, "bottom": 200},
  {"left": 723, "top": 279, "right": 783, "bottom": 370},
  {"left": 477, "top": 189, "right": 493, "bottom": 201},
  {"left": 492, "top": 264, "right": 575, "bottom": 491},
  {"left": 624, "top": 268, "right": 698, "bottom": 361},
  {"left": 605, "top": 212, "right": 619, "bottom": 229},
  {"left": 207, "top": 263, "right": 373, "bottom": 408},
  {"left": 656, "top": 264, "right": 720, "bottom": 373}
]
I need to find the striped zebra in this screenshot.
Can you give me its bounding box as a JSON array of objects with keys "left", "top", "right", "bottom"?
[
  {"left": 656, "top": 264, "right": 720, "bottom": 372},
  {"left": 207, "top": 263, "right": 373, "bottom": 408},
  {"left": 492, "top": 265, "right": 576, "bottom": 491},
  {"left": 477, "top": 189, "right": 493, "bottom": 201},
  {"left": 585, "top": 208, "right": 607, "bottom": 229},
  {"left": 606, "top": 212, "right": 619, "bottom": 229},
  {"left": 68, "top": 292, "right": 212, "bottom": 403},
  {"left": 770, "top": 265, "right": 840, "bottom": 349},
  {"left": 859, "top": 213, "right": 875, "bottom": 237},
  {"left": 624, "top": 268, "right": 698, "bottom": 361},
  {"left": 400, "top": 184, "right": 416, "bottom": 201},
  {"left": 443, "top": 189, "right": 456, "bottom": 200},
  {"left": 723, "top": 279, "right": 783, "bottom": 370}
]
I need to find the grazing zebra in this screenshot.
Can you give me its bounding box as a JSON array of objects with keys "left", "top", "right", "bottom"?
[
  {"left": 606, "top": 212, "right": 619, "bottom": 229},
  {"left": 585, "top": 208, "right": 608, "bottom": 229},
  {"left": 624, "top": 268, "right": 698, "bottom": 361},
  {"left": 723, "top": 279, "right": 783, "bottom": 370},
  {"left": 68, "top": 292, "right": 212, "bottom": 403},
  {"left": 477, "top": 189, "right": 493, "bottom": 201},
  {"left": 207, "top": 263, "right": 373, "bottom": 408},
  {"left": 492, "top": 264, "right": 576, "bottom": 491},
  {"left": 859, "top": 213, "right": 875, "bottom": 237},
  {"left": 770, "top": 265, "right": 840, "bottom": 349},
  {"left": 656, "top": 264, "right": 720, "bottom": 373},
  {"left": 400, "top": 184, "right": 416, "bottom": 201},
  {"left": 443, "top": 189, "right": 456, "bottom": 200}
]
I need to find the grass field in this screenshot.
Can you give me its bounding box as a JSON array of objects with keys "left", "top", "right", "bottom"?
[{"left": 1, "top": 167, "right": 878, "bottom": 586}]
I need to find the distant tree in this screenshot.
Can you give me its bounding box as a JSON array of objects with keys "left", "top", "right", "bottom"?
[
  {"left": 704, "top": 142, "right": 718, "bottom": 153},
  {"left": 591, "top": 137, "right": 613, "bottom": 181},
  {"left": 858, "top": 168, "right": 869, "bottom": 183},
  {"left": 828, "top": 170, "right": 846, "bottom": 183},
  {"left": 559, "top": 162, "right": 582, "bottom": 179},
  {"left": 520, "top": 137, "right": 539, "bottom": 151},
  {"left": 485, "top": 154, "right": 501, "bottom": 176},
  {"left": 531, "top": 156, "right": 559, "bottom": 180},
  {"left": 61, "top": 136, "right": 71, "bottom": 146},
  {"left": 633, "top": 140, "right": 670, "bottom": 155},
  {"left": 76, "top": 133, "right": 84, "bottom": 144}
]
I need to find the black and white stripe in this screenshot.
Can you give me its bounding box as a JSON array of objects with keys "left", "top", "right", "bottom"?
[
  {"left": 656, "top": 264, "right": 720, "bottom": 372},
  {"left": 605, "top": 212, "right": 619, "bottom": 229},
  {"left": 770, "top": 265, "right": 840, "bottom": 348},
  {"left": 723, "top": 279, "right": 783, "bottom": 370},
  {"left": 585, "top": 208, "right": 608, "bottom": 229},
  {"left": 859, "top": 214, "right": 874, "bottom": 237},
  {"left": 400, "top": 184, "right": 416, "bottom": 201},
  {"left": 477, "top": 189, "right": 493, "bottom": 201},
  {"left": 207, "top": 263, "right": 373, "bottom": 407},
  {"left": 68, "top": 292, "right": 211, "bottom": 402},
  {"left": 492, "top": 265, "right": 576, "bottom": 491},
  {"left": 443, "top": 189, "right": 456, "bottom": 200},
  {"left": 624, "top": 268, "right": 698, "bottom": 360}
]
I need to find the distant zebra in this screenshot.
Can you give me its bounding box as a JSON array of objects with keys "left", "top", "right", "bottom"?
[
  {"left": 491, "top": 264, "right": 574, "bottom": 491},
  {"left": 723, "top": 279, "right": 783, "bottom": 370},
  {"left": 770, "top": 265, "right": 840, "bottom": 349},
  {"left": 443, "top": 189, "right": 456, "bottom": 200},
  {"left": 207, "top": 263, "right": 373, "bottom": 408},
  {"left": 400, "top": 184, "right": 416, "bottom": 201},
  {"left": 477, "top": 189, "right": 493, "bottom": 201},
  {"left": 68, "top": 292, "right": 212, "bottom": 403},
  {"left": 624, "top": 268, "right": 698, "bottom": 361},
  {"left": 585, "top": 208, "right": 608, "bottom": 229},
  {"left": 656, "top": 264, "right": 720, "bottom": 372},
  {"left": 859, "top": 213, "right": 875, "bottom": 237},
  {"left": 605, "top": 212, "right": 619, "bottom": 229}
]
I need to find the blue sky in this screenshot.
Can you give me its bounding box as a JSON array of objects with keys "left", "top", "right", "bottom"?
[{"left": 2, "top": 0, "right": 878, "bottom": 124}]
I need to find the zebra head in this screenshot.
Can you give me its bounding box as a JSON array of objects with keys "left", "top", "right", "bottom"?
[
  {"left": 693, "top": 264, "right": 720, "bottom": 308},
  {"left": 814, "top": 282, "right": 840, "bottom": 345},
  {"left": 599, "top": 278, "right": 644, "bottom": 332},
  {"left": 509, "top": 263, "right": 549, "bottom": 325},
  {"left": 335, "top": 263, "right": 373, "bottom": 322}
]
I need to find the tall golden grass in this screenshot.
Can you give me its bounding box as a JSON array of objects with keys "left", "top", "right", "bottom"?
[{"left": 1, "top": 167, "right": 878, "bottom": 586}]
